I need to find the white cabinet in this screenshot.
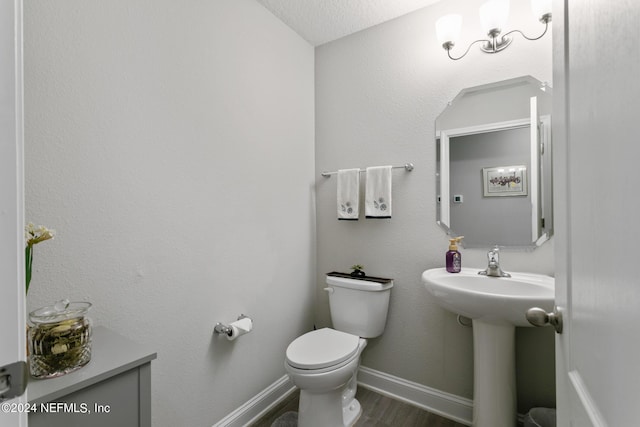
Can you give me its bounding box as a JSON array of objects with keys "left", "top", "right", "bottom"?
[{"left": 28, "top": 327, "right": 156, "bottom": 427}]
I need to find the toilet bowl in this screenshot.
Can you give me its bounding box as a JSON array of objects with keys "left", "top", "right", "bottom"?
[
  {"left": 285, "top": 328, "right": 367, "bottom": 427},
  {"left": 284, "top": 274, "right": 393, "bottom": 427}
]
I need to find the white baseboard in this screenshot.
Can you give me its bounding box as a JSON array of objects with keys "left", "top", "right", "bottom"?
[
  {"left": 213, "top": 366, "right": 474, "bottom": 427},
  {"left": 212, "top": 375, "right": 296, "bottom": 427},
  {"left": 357, "top": 366, "right": 473, "bottom": 426}
]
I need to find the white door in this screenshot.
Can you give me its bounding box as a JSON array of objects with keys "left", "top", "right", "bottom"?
[
  {"left": 553, "top": 1, "right": 640, "bottom": 426},
  {"left": 0, "top": 0, "right": 27, "bottom": 426}
]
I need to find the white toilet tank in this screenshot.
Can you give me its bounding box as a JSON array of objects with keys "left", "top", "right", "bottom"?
[{"left": 325, "top": 275, "right": 393, "bottom": 338}]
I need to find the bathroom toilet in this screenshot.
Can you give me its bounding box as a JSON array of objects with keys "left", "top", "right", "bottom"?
[{"left": 285, "top": 275, "right": 393, "bottom": 427}]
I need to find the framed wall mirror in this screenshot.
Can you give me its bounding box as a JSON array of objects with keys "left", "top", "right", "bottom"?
[{"left": 435, "top": 76, "right": 553, "bottom": 248}]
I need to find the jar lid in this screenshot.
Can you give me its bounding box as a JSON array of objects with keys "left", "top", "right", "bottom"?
[{"left": 29, "top": 299, "right": 92, "bottom": 324}]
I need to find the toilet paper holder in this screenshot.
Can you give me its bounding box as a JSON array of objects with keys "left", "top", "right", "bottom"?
[{"left": 214, "top": 314, "right": 250, "bottom": 337}]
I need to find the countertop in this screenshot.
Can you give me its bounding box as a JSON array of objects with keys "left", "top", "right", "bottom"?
[{"left": 28, "top": 326, "right": 157, "bottom": 404}]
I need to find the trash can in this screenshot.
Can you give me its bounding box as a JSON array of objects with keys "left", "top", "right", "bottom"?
[{"left": 523, "top": 407, "right": 556, "bottom": 427}]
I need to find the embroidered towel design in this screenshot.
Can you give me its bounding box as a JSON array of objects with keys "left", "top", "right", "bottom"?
[
  {"left": 365, "top": 166, "right": 392, "bottom": 218},
  {"left": 337, "top": 168, "right": 360, "bottom": 220}
]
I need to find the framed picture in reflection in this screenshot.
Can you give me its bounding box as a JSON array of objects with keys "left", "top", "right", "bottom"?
[{"left": 482, "top": 165, "right": 527, "bottom": 197}]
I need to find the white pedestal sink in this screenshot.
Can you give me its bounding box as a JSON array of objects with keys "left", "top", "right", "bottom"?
[{"left": 421, "top": 268, "right": 554, "bottom": 427}]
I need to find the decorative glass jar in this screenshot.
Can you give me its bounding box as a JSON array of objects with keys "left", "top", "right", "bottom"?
[{"left": 28, "top": 300, "right": 92, "bottom": 379}]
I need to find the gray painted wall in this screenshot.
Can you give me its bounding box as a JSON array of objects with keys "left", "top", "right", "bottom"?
[
  {"left": 315, "top": 0, "right": 555, "bottom": 413},
  {"left": 450, "top": 127, "right": 532, "bottom": 247},
  {"left": 23, "top": 1, "right": 315, "bottom": 426}
]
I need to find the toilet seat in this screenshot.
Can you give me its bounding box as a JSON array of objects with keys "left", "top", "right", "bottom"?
[{"left": 286, "top": 328, "right": 360, "bottom": 370}]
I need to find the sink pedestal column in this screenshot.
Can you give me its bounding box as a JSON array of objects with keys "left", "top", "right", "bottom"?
[{"left": 472, "top": 320, "right": 517, "bottom": 427}]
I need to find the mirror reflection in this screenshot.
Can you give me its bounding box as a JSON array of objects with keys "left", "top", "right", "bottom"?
[{"left": 435, "top": 76, "right": 553, "bottom": 248}]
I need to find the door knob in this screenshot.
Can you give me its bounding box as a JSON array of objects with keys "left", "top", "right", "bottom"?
[
  {"left": 0, "top": 361, "right": 28, "bottom": 402},
  {"left": 526, "top": 306, "right": 563, "bottom": 334}
]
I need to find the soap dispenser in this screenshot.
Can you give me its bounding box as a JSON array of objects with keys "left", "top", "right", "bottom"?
[{"left": 446, "top": 236, "right": 464, "bottom": 273}]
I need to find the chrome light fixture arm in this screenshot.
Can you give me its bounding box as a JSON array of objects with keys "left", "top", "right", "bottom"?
[
  {"left": 436, "top": 1, "right": 552, "bottom": 62},
  {"left": 444, "top": 38, "right": 492, "bottom": 61},
  {"left": 479, "top": 28, "right": 513, "bottom": 54},
  {"left": 502, "top": 19, "right": 550, "bottom": 42}
]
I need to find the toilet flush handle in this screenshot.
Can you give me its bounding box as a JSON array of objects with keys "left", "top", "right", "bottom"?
[{"left": 323, "top": 287, "right": 334, "bottom": 294}]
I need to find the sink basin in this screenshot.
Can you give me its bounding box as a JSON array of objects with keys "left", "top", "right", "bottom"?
[
  {"left": 421, "top": 267, "right": 555, "bottom": 427},
  {"left": 421, "top": 267, "right": 554, "bottom": 326}
]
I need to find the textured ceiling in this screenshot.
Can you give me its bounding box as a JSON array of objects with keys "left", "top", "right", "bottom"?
[{"left": 255, "top": 0, "right": 444, "bottom": 46}]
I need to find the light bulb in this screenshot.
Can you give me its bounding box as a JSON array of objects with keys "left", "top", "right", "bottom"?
[
  {"left": 436, "top": 14, "right": 462, "bottom": 47},
  {"left": 531, "top": 0, "right": 552, "bottom": 21},
  {"left": 479, "top": 0, "right": 510, "bottom": 35}
]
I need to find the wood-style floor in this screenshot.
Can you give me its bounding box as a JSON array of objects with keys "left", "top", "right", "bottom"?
[{"left": 250, "top": 387, "right": 468, "bottom": 427}]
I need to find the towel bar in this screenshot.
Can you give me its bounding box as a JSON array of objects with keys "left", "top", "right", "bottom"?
[{"left": 321, "top": 163, "right": 414, "bottom": 178}]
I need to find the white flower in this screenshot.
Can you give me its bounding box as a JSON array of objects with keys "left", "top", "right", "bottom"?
[
  {"left": 26, "top": 223, "right": 56, "bottom": 246},
  {"left": 25, "top": 221, "right": 56, "bottom": 293}
]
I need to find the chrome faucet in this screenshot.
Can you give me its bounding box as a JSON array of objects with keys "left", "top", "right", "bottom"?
[{"left": 478, "top": 245, "right": 511, "bottom": 278}]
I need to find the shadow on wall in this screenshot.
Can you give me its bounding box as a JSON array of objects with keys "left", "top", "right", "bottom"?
[{"left": 516, "top": 326, "right": 556, "bottom": 413}]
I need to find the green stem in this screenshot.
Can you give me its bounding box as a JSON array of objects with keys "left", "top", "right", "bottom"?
[{"left": 25, "top": 245, "right": 33, "bottom": 294}]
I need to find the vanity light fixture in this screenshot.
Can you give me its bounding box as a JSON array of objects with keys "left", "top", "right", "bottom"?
[{"left": 436, "top": 0, "right": 552, "bottom": 61}]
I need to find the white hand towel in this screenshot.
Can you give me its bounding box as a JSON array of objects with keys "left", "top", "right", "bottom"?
[
  {"left": 365, "top": 166, "right": 392, "bottom": 218},
  {"left": 337, "top": 168, "right": 360, "bottom": 220}
]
